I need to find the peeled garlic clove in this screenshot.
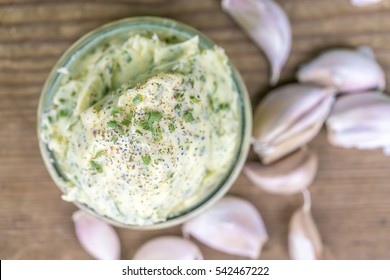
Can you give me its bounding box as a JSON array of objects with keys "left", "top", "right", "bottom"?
[
  {"left": 288, "top": 190, "right": 323, "bottom": 260},
  {"left": 72, "top": 210, "right": 120, "bottom": 260},
  {"left": 253, "top": 84, "right": 334, "bottom": 164},
  {"left": 222, "top": 0, "right": 291, "bottom": 85},
  {"left": 297, "top": 48, "right": 385, "bottom": 93},
  {"left": 133, "top": 236, "right": 203, "bottom": 260},
  {"left": 183, "top": 196, "right": 268, "bottom": 259},
  {"left": 327, "top": 92, "right": 390, "bottom": 153},
  {"left": 351, "top": 0, "right": 382, "bottom": 7},
  {"left": 244, "top": 148, "right": 318, "bottom": 195}
]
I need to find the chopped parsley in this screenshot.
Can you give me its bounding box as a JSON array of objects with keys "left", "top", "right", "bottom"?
[
  {"left": 111, "top": 135, "right": 118, "bottom": 142},
  {"left": 107, "top": 120, "right": 125, "bottom": 135},
  {"left": 133, "top": 94, "right": 143, "bottom": 105},
  {"left": 95, "top": 150, "right": 105, "bottom": 158},
  {"left": 142, "top": 155, "right": 151, "bottom": 165},
  {"left": 174, "top": 103, "right": 182, "bottom": 110},
  {"left": 218, "top": 103, "right": 230, "bottom": 111},
  {"left": 169, "top": 123, "right": 175, "bottom": 132},
  {"left": 140, "top": 110, "right": 163, "bottom": 135},
  {"left": 121, "top": 113, "right": 133, "bottom": 126},
  {"left": 111, "top": 106, "right": 122, "bottom": 116},
  {"left": 135, "top": 129, "right": 143, "bottom": 135},
  {"left": 58, "top": 109, "right": 69, "bottom": 118},
  {"left": 175, "top": 92, "right": 184, "bottom": 101},
  {"left": 190, "top": 95, "right": 200, "bottom": 103},
  {"left": 184, "top": 112, "right": 194, "bottom": 123},
  {"left": 90, "top": 160, "right": 103, "bottom": 173}
]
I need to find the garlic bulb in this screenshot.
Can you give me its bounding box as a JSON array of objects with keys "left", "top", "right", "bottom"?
[
  {"left": 244, "top": 148, "right": 318, "bottom": 195},
  {"left": 297, "top": 48, "right": 385, "bottom": 93},
  {"left": 288, "top": 190, "right": 323, "bottom": 260},
  {"left": 183, "top": 196, "right": 268, "bottom": 259},
  {"left": 253, "top": 84, "right": 335, "bottom": 164},
  {"left": 327, "top": 91, "right": 390, "bottom": 153},
  {"left": 222, "top": 0, "right": 291, "bottom": 85},
  {"left": 133, "top": 236, "right": 203, "bottom": 260},
  {"left": 72, "top": 210, "right": 121, "bottom": 260}
]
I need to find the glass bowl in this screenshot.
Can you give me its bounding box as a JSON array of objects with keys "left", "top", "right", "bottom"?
[{"left": 37, "top": 16, "right": 252, "bottom": 230}]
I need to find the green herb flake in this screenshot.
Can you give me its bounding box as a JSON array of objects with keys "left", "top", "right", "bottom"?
[
  {"left": 90, "top": 160, "right": 103, "bottom": 173},
  {"left": 133, "top": 94, "right": 143, "bottom": 105},
  {"left": 121, "top": 113, "right": 133, "bottom": 126},
  {"left": 174, "top": 104, "right": 182, "bottom": 110},
  {"left": 169, "top": 123, "right": 176, "bottom": 132},
  {"left": 142, "top": 155, "right": 151, "bottom": 165},
  {"left": 107, "top": 120, "right": 124, "bottom": 135},
  {"left": 135, "top": 129, "right": 143, "bottom": 135},
  {"left": 95, "top": 150, "right": 105, "bottom": 158},
  {"left": 111, "top": 106, "right": 122, "bottom": 116},
  {"left": 218, "top": 103, "right": 230, "bottom": 111},
  {"left": 175, "top": 93, "right": 184, "bottom": 101},
  {"left": 58, "top": 109, "right": 69, "bottom": 118},
  {"left": 184, "top": 112, "right": 194, "bottom": 123},
  {"left": 59, "top": 98, "right": 66, "bottom": 104},
  {"left": 190, "top": 95, "right": 200, "bottom": 103},
  {"left": 112, "top": 135, "right": 118, "bottom": 142},
  {"left": 148, "top": 111, "right": 162, "bottom": 122},
  {"left": 48, "top": 116, "right": 54, "bottom": 123}
]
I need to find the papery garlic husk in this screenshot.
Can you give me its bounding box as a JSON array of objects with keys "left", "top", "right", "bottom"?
[
  {"left": 288, "top": 190, "right": 323, "bottom": 260},
  {"left": 222, "top": 0, "right": 291, "bottom": 85},
  {"left": 133, "top": 236, "right": 203, "bottom": 260},
  {"left": 297, "top": 48, "right": 385, "bottom": 93},
  {"left": 253, "top": 84, "right": 335, "bottom": 164},
  {"left": 72, "top": 210, "right": 121, "bottom": 260},
  {"left": 351, "top": 0, "right": 382, "bottom": 7},
  {"left": 327, "top": 91, "right": 390, "bottom": 153},
  {"left": 183, "top": 196, "right": 268, "bottom": 259},
  {"left": 244, "top": 148, "right": 318, "bottom": 195}
]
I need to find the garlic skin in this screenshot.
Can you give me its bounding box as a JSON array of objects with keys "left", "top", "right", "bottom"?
[
  {"left": 133, "top": 236, "right": 203, "bottom": 260},
  {"left": 253, "top": 84, "right": 335, "bottom": 164},
  {"left": 182, "top": 196, "right": 268, "bottom": 259},
  {"left": 244, "top": 148, "right": 318, "bottom": 195},
  {"left": 327, "top": 91, "right": 390, "bottom": 153},
  {"left": 72, "top": 210, "right": 121, "bottom": 260},
  {"left": 288, "top": 190, "right": 323, "bottom": 260},
  {"left": 222, "top": 0, "right": 291, "bottom": 85},
  {"left": 297, "top": 48, "right": 385, "bottom": 93},
  {"left": 351, "top": 0, "right": 382, "bottom": 7}
]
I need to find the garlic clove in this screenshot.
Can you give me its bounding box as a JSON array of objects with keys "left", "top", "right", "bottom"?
[
  {"left": 351, "top": 0, "right": 382, "bottom": 7},
  {"left": 244, "top": 148, "right": 318, "bottom": 195},
  {"left": 297, "top": 48, "right": 385, "bottom": 93},
  {"left": 328, "top": 128, "right": 390, "bottom": 150},
  {"left": 182, "top": 196, "right": 268, "bottom": 259},
  {"left": 222, "top": 0, "right": 291, "bottom": 85},
  {"left": 72, "top": 210, "right": 121, "bottom": 260},
  {"left": 253, "top": 84, "right": 334, "bottom": 164},
  {"left": 327, "top": 92, "right": 390, "bottom": 132},
  {"left": 133, "top": 236, "right": 203, "bottom": 260},
  {"left": 288, "top": 190, "right": 323, "bottom": 260},
  {"left": 327, "top": 92, "right": 390, "bottom": 153}
]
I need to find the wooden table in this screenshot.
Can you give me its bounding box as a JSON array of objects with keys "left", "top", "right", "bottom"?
[{"left": 1, "top": 0, "right": 390, "bottom": 260}]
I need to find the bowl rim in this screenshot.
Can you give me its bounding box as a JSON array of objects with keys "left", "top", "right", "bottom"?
[{"left": 37, "top": 16, "right": 252, "bottom": 230}]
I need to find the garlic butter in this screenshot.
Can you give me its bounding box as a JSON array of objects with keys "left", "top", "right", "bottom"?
[{"left": 41, "top": 34, "right": 241, "bottom": 225}]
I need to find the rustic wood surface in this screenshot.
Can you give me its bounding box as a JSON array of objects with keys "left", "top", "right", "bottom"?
[{"left": 1, "top": 0, "right": 390, "bottom": 260}]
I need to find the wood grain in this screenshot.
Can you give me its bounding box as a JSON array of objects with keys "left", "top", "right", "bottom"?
[{"left": 1, "top": 0, "right": 390, "bottom": 260}]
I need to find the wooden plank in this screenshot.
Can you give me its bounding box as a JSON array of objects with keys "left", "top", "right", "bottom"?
[{"left": 1, "top": 0, "right": 390, "bottom": 260}]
